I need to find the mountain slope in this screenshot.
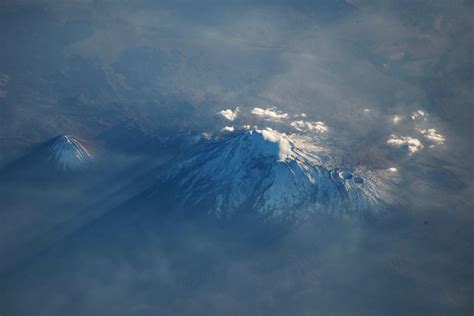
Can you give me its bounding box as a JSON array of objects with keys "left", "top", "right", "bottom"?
[{"left": 167, "top": 128, "right": 395, "bottom": 222}]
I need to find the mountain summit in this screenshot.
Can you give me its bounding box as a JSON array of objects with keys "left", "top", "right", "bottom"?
[
  {"left": 48, "top": 135, "right": 93, "bottom": 171},
  {"left": 167, "top": 128, "right": 393, "bottom": 222}
]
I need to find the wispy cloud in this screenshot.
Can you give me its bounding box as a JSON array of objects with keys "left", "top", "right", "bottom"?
[
  {"left": 411, "top": 110, "right": 427, "bottom": 121},
  {"left": 418, "top": 128, "right": 445, "bottom": 145},
  {"left": 251, "top": 107, "right": 289, "bottom": 121},
  {"left": 290, "top": 120, "right": 328, "bottom": 133}
]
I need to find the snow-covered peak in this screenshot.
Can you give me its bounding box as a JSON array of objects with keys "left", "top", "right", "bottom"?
[
  {"left": 167, "top": 128, "right": 396, "bottom": 223},
  {"left": 245, "top": 128, "right": 292, "bottom": 161},
  {"left": 48, "top": 135, "right": 92, "bottom": 171}
]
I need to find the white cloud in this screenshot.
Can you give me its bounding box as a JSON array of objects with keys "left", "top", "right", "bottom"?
[
  {"left": 290, "top": 120, "right": 328, "bottom": 133},
  {"left": 418, "top": 128, "right": 445, "bottom": 145},
  {"left": 394, "top": 109, "right": 446, "bottom": 147},
  {"left": 411, "top": 110, "right": 427, "bottom": 121},
  {"left": 201, "top": 132, "right": 212, "bottom": 139},
  {"left": 218, "top": 107, "right": 240, "bottom": 121},
  {"left": 221, "top": 126, "right": 235, "bottom": 132},
  {"left": 387, "top": 135, "right": 423, "bottom": 155},
  {"left": 393, "top": 115, "right": 402, "bottom": 124},
  {"left": 251, "top": 107, "right": 289, "bottom": 121},
  {"left": 256, "top": 128, "right": 292, "bottom": 161}
]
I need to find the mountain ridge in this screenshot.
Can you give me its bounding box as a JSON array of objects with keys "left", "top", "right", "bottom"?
[{"left": 166, "top": 128, "right": 395, "bottom": 222}]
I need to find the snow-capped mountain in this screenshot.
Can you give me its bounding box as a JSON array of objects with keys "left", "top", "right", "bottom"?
[
  {"left": 48, "top": 135, "right": 93, "bottom": 171},
  {"left": 167, "top": 128, "right": 396, "bottom": 222}
]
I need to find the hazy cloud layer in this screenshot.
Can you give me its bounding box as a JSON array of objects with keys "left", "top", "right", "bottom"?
[{"left": 0, "top": 1, "right": 472, "bottom": 315}]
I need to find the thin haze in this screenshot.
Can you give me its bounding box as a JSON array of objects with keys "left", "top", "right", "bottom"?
[{"left": 0, "top": 1, "right": 472, "bottom": 315}]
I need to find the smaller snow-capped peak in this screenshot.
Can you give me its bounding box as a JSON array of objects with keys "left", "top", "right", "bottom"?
[{"left": 48, "top": 135, "right": 92, "bottom": 171}]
